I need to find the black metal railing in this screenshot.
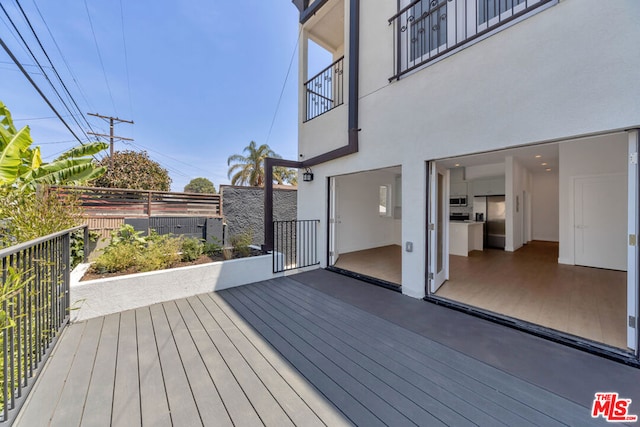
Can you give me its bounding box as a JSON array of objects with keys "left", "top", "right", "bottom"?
[
  {"left": 1, "top": 225, "right": 87, "bottom": 424},
  {"left": 389, "top": 0, "right": 553, "bottom": 80},
  {"left": 273, "top": 220, "right": 320, "bottom": 273},
  {"left": 304, "top": 56, "right": 344, "bottom": 122}
]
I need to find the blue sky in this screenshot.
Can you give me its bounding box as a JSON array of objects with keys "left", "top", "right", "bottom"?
[{"left": 0, "top": 0, "right": 323, "bottom": 191}]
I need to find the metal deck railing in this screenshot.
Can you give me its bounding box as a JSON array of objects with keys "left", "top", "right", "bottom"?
[
  {"left": 0, "top": 225, "right": 87, "bottom": 425},
  {"left": 273, "top": 220, "right": 320, "bottom": 273}
]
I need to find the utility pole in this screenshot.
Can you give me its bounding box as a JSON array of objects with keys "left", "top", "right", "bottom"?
[{"left": 87, "top": 113, "right": 134, "bottom": 168}]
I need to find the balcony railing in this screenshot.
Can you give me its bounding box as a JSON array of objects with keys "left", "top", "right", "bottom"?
[
  {"left": 273, "top": 220, "right": 320, "bottom": 273},
  {"left": 1, "top": 225, "right": 87, "bottom": 424},
  {"left": 304, "top": 56, "right": 344, "bottom": 122},
  {"left": 389, "top": 0, "right": 554, "bottom": 80}
]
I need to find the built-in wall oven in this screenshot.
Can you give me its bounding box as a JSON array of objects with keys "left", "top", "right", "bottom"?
[{"left": 449, "top": 196, "right": 467, "bottom": 207}]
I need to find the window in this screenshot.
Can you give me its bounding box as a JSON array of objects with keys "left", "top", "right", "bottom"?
[
  {"left": 379, "top": 185, "right": 392, "bottom": 216},
  {"left": 392, "top": 0, "right": 549, "bottom": 79}
]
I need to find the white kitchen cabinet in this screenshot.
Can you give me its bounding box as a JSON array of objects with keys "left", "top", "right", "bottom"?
[
  {"left": 472, "top": 177, "right": 505, "bottom": 196},
  {"left": 450, "top": 181, "right": 468, "bottom": 196},
  {"left": 449, "top": 222, "right": 484, "bottom": 256}
]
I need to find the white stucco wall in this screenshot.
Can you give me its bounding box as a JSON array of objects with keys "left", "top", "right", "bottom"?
[
  {"left": 297, "top": 0, "right": 640, "bottom": 298},
  {"left": 70, "top": 255, "right": 286, "bottom": 321}
]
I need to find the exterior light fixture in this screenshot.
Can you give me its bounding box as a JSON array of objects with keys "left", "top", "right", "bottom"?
[{"left": 303, "top": 168, "right": 314, "bottom": 182}]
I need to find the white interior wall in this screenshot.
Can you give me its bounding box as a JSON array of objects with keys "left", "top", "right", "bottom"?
[
  {"left": 505, "top": 157, "right": 532, "bottom": 252},
  {"left": 532, "top": 171, "right": 559, "bottom": 242},
  {"left": 558, "top": 133, "right": 628, "bottom": 265},
  {"left": 335, "top": 169, "right": 401, "bottom": 254}
]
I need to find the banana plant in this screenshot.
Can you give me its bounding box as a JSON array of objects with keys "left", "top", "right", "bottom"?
[{"left": 0, "top": 101, "right": 108, "bottom": 189}]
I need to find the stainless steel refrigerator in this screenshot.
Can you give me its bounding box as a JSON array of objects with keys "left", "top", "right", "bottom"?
[{"left": 474, "top": 195, "right": 506, "bottom": 249}]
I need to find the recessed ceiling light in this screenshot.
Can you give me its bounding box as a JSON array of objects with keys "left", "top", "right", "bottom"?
[
  {"left": 454, "top": 163, "right": 460, "bottom": 167},
  {"left": 541, "top": 162, "right": 548, "bottom": 166},
  {"left": 535, "top": 155, "right": 542, "bottom": 158},
  {"left": 545, "top": 168, "right": 552, "bottom": 172}
]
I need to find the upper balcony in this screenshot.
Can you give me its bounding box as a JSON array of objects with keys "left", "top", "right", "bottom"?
[
  {"left": 304, "top": 55, "right": 344, "bottom": 122},
  {"left": 299, "top": 0, "right": 345, "bottom": 123},
  {"left": 389, "top": 0, "right": 555, "bottom": 80}
]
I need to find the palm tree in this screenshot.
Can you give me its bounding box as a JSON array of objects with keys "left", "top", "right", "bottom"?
[{"left": 227, "top": 141, "right": 280, "bottom": 186}]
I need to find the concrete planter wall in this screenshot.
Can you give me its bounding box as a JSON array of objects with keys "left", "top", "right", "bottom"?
[{"left": 71, "top": 254, "right": 289, "bottom": 322}]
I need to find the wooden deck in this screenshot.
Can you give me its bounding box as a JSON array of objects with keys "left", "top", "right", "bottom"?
[{"left": 14, "top": 274, "right": 623, "bottom": 426}]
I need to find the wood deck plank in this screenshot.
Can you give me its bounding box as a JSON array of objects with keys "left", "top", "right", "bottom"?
[
  {"left": 191, "top": 295, "right": 326, "bottom": 427},
  {"left": 269, "top": 279, "right": 558, "bottom": 426},
  {"left": 136, "top": 307, "right": 172, "bottom": 427},
  {"left": 162, "top": 301, "right": 233, "bottom": 427},
  {"left": 223, "top": 287, "right": 423, "bottom": 427},
  {"left": 259, "top": 280, "right": 540, "bottom": 427},
  {"left": 14, "top": 322, "right": 86, "bottom": 427},
  {"left": 81, "top": 313, "right": 120, "bottom": 427},
  {"left": 201, "top": 293, "right": 352, "bottom": 427},
  {"left": 189, "top": 296, "right": 295, "bottom": 427},
  {"left": 217, "top": 290, "right": 383, "bottom": 427},
  {"left": 236, "top": 285, "right": 464, "bottom": 426},
  {"left": 181, "top": 296, "right": 263, "bottom": 426},
  {"left": 48, "top": 317, "right": 103, "bottom": 427},
  {"left": 111, "top": 310, "right": 141, "bottom": 427},
  {"left": 148, "top": 303, "right": 203, "bottom": 426},
  {"left": 283, "top": 276, "right": 603, "bottom": 426}
]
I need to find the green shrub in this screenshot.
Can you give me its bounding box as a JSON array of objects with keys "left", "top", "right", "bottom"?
[
  {"left": 92, "top": 243, "right": 139, "bottom": 273},
  {"left": 91, "top": 224, "right": 182, "bottom": 274},
  {"left": 203, "top": 239, "right": 222, "bottom": 256},
  {"left": 138, "top": 236, "right": 181, "bottom": 271},
  {"left": 0, "top": 186, "right": 83, "bottom": 248},
  {"left": 180, "top": 237, "right": 203, "bottom": 262},
  {"left": 229, "top": 231, "right": 253, "bottom": 258}
]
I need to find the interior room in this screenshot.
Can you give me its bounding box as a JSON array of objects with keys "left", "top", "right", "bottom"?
[
  {"left": 432, "top": 133, "right": 632, "bottom": 350},
  {"left": 329, "top": 167, "right": 403, "bottom": 286}
]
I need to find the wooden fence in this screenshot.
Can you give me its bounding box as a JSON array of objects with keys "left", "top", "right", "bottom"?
[{"left": 52, "top": 186, "right": 222, "bottom": 218}]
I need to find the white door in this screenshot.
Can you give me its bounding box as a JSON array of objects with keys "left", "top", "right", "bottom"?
[
  {"left": 429, "top": 162, "right": 449, "bottom": 293},
  {"left": 329, "top": 177, "right": 339, "bottom": 265},
  {"left": 628, "top": 131, "right": 638, "bottom": 353},
  {"left": 574, "top": 174, "right": 627, "bottom": 271}
]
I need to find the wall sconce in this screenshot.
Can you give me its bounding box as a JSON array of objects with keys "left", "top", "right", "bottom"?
[{"left": 302, "top": 168, "right": 314, "bottom": 182}]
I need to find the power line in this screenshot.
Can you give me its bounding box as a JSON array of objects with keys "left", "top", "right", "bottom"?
[
  {"left": 87, "top": 112, "right": 134, "bottom": 168},
  {"left": 83, "top": 0, "right": 118, "bottom": 114},
  {"left": 0, "top": 35, "right": 87, "bottom": 147},
  {"left": 265, "top": 26, "right": 302, "bottom": 146},
  {"left": 13, "top": 0, "right": 99, "bottom": 137},
  {"left": 31, "top": 0, "right": 97, "bottom": 114},
  {"left": 119, "top": 0, "right": 133, "bottom": 118},
  {"left": 129, "top": 141, "right": 214, "bottom": 176},
  {"left": 0, "top": 3, "right": 93, "bottom": 145}
]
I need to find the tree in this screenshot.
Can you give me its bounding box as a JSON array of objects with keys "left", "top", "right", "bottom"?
[
  {"left": 93, "top": 150, "right": 171, "bottom": 191},
  {"left": 227, "top": 141, "right": 278, "bottom": 187},
  {"left": 0, "top": 101, "right": 107, "bottom": 190},
  {"left": 274, "top": 167, "right": 297, "bottom": 186},
  {"left": 184, "top": 177, "right": 216, "bottom": 194},
  {"left": 227, "top": 141, "right": 297, "bottom": 187}
]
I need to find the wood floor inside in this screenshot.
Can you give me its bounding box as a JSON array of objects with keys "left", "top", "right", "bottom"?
[
  {"left": 334, "top": 245, "right": 402, "bottom": 285},
  {"left": 333, "top": 242, "right": 628, "bottom": 350}
]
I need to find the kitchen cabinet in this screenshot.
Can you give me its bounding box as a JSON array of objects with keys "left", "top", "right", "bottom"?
[
  {"left": 449, "top": 222, "right": 484, "bottom": 256},
  {"left": 472, "top": 177, "right": 505, "bottom": 196},
  {"left": 450, "top": 181, "right": 468, "bottom": 196}
]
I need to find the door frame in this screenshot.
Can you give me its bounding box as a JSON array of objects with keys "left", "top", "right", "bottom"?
[
  {"left": 628, "top": 130, "right": 639, "bottom": 354},
  {"left": 327, "top": 176, "right": 339, "bottom": 266},
  {"left": 427, "top": 161, "right": 450, "bottom": 293}
]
